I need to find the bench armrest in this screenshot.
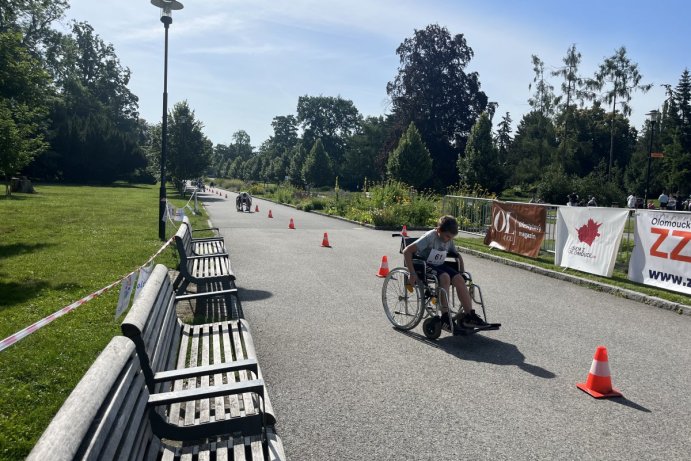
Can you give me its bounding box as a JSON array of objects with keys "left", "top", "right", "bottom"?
[
  {"left": 192, "top": 236, "right": 225, "bottom": 242},
  {"left": 192, "top": 227, "right": 220, "bottom": 233},
  {"left": 148, "top": 379, "right": 265, "bottom": 406},
  {"left": 153, "top": 358, "right": 258, "bottom": 383},
  {"left": 175, "top": 288, "right": 237, "bottom": 302}
]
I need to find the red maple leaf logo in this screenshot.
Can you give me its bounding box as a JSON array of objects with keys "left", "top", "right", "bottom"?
[{"left": 576, "top": 219, "right": 602, "bottom": 246}]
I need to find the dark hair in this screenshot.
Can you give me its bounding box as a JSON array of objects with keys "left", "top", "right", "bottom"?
[{"left": 437, "top": 215, "right": 458, "bottom": 234}]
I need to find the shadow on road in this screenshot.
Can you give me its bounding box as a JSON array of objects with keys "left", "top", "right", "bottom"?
[
  {"left": 396, "top": 328, "right": 556, "bottom": 379},
  {"left": 198, "top": 196, "right": 227, "bottom": 203},
  {"left": 607, "top": 396, "right": 651, "bottom": 413},
  {"left": 238, "top": 287, "right": 273, "bottom": 302}
]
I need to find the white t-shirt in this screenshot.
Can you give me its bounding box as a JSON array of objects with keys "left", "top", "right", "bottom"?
[
  {"left": 413, "top": 229, "right": 457, "bottom": 266},
  {"left": 627, "top": 195, "right": 636, "bottom": 208}
]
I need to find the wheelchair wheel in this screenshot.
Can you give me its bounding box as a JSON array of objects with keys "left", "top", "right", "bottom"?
[
  {"left": 422, "top": 317, "right": 442, "bottom": 340},
  {"left": 382, "top": 268, "right": 424, "bottom": 330}
]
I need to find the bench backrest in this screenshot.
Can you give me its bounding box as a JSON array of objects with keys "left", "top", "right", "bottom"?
[
  {"left": 121, "top": 264, "right": 182, "bottom": 393},
  {"left": 174, "top": 223, "right": 194, "bottom": 261},
  {"left": 28, "top": 337, "right": 157, "bottom": 461}
]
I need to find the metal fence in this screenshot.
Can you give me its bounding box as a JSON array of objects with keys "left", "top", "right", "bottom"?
[{"left": 441, "top": 195, "right": 636, "bottom": 269}]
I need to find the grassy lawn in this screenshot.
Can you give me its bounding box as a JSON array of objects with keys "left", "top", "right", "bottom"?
[{"left": 0, "top": 183, "right": 209, "bottom": 460}]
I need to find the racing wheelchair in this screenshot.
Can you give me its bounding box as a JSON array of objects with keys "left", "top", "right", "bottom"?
[
  {"left": 381, "top": 233, "right": 500, "bottom": 339},
  {"left": 235, "top": 192, "right": 252, "bottom": 212}
]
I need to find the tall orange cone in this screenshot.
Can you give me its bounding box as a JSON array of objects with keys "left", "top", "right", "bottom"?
[
  {"left": 376, "top": 256, "right": 390, "bottom": 277},
  {"left": 577, "top": 346, "right": 622, "bottom": 398},
  {"left": 289, "top": 218, "right": 295, "bottom": 229},
  {"left": 401, "top": 225, "right": 408, "bottom": 237},
  {"left": 321, "top": 232, "right": 331, "bottom": 247},
  {"left": 255, "top": 204, "right": 259, "bottom": 212},
  {"left": 268, "top": 209, "right": 273, "bottom": 218}
]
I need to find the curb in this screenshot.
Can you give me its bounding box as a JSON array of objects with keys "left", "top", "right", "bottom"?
[
  {"left": 219, "top": 192, "right": 690, "bottom": 316},
  {"left": 456, "top": 246, "right": 691, "bottom": 316}
]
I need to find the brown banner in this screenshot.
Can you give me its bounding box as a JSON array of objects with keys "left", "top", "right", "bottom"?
[{"left": 483, "top": 202, "right": 546, "bottom": 258}]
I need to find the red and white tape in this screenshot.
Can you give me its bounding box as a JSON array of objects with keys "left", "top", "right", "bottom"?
[{"left": 0, "top": 236, "right": 174, "bottom": 353}]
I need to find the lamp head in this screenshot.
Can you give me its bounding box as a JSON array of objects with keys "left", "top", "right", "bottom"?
[
  {"left": 151, "top": 0, "right": 183, "bottom": 24},
  {"left": 646, "top": 109, "right": 659, "bottom": 123}
]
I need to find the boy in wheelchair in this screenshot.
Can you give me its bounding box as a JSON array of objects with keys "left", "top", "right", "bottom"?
[{"left": 402, "top": 215, "right": 488, "bottom": 330}]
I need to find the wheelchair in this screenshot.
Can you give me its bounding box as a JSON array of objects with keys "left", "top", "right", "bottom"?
[
  {"left": 381, "top": 233, "right": 500, "bottom": 340},
  {"left": 236, "top": 192, "right": 252, "bottom": 212}
]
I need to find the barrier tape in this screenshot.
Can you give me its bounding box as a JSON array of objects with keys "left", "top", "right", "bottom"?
[{"left": 0, "top": 236, "right": 175, "bottom": 353}]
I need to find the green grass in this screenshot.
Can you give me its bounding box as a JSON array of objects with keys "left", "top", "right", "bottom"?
[
  {"left": 0, "top": 184, "right": 210, "bottom": 460},
  {"left": 455, "top": 236, "right": 690, "bottom": 307}
]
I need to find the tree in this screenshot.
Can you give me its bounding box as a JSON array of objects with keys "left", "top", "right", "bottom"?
[
  {"left": 506, "top": 111, "right": 558, "bottom": 185},
  {"left": 297, "top": 95, "right": 361, "bottom": 174},
  {"left": 458, "top": 112, "right": 504, "bottom": 193},
  {"left": 386, "top": 24, "right": 488, "bottom": 188},
  {"left": 589, "top": 46, "right": 651, "bottom": 179},
  {"left": 386, "top": 122, "right": 432, "bottom": 188},
  {"left": 287, "top": 144, "right": 307, "bottom": 186},
  {"left": 302, "top": 138, "right": 334, "bottom": 187},
  {"left": 269, "top": 115, "right": 299, "bottom": 155},
  {"left": 494, "top": 112, "right": 512, "bottom": 166},
  {"left": 342, "top": 116, "right": 391, "bottom": 189},
  {"left": 0, "top": 31, "right": 49, "bottom": 194},
  {"left": 167, "top": 101, "right": 211, "bottom": 187},
  {"left": 528, "top": 55, "right": 557, "bottom": 118},
  {"left": 552, "top": 44, "right": 584, "bottom": 166}
]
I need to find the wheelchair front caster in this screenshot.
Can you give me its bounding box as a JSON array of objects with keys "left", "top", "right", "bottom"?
[{"left": 422, "top": 317, "right": 442, "bottom": 340}]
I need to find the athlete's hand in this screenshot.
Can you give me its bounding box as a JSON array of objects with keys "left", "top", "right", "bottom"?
[{"left": 407, "top": 273, "right": 417, "bottom": 287}]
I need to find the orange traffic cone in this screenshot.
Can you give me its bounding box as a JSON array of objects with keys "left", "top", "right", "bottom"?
[
  {"left": 577, "top": 346, "right": 622, "bottom": 398},
  {"left": 268, "top": 209, "right": 273, "bottom": 218},
  {"left": 255, "top": 204, "right": 259, "bottom": 212},
  {"left": 401, "top": 225, "right": 408, "bottom": 237},
  {"left": 376, "top": 256, "right": 390, "bottom": 277},
  {"left": 321, "top": 232, "right": 331, "bottom": 247},
  {"left": 289, "top": 218, "right": 295, "bottom": 229}
]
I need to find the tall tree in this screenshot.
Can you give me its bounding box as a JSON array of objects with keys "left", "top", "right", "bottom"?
[
  {"left": 494, "top": 112, "right": 512, "bottom": 166},
  {"left": 589, "top": 46, "right": 652, "bottom": 179},
  {"left": 528, "top": 55, "right": 557, "bottom": 118},
  {"left": 296, "top": 95, "right": 360, "bottom": 174},
  {"left": 552, "top": 44, "right": 583, "bottom": 168},
  {"left": 302, "top": 138, "right": 334, "bottom": 187},
  {"left": 458, "top": 112, "right": 504, "bottom": 193},
  {"left": 386, "top": 23, "right": 488, "bottom": 189},
  {"left": 0, "top": 31, "right": 49, "bottom": 194},
  {"left": 167, "top": 101, "right": 211, "bottom": 187},
  {"left": 386, "top": 122, "right": 432, "bottom": 189}
]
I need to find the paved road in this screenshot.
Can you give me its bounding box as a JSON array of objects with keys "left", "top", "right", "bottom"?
[{"left": 202, "top": 190, "right": 690, "bottom": 461}]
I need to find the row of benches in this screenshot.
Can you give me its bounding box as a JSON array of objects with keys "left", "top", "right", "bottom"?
[{"left": 29, "top": 219, "right": 285, "bottom": 460}]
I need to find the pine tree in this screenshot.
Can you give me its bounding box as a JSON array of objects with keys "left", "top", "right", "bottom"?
[
  {"left": 302, "top": 138, "right": 334, "bottom": 187},
  {"left": 458, "top": 112, "right": 504, "bottom": 193},
  {"left": 386, "top": 122, "right": 432, "bottom": 188}
]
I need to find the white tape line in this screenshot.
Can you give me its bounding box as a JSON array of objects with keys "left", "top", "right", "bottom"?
[{"left": 0, "top": 237, "right": 174, "bottom": 353}]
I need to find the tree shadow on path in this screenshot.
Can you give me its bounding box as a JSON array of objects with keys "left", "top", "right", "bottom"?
[{"left": 396, "top": 328, "right": 556, "bottom": 379}]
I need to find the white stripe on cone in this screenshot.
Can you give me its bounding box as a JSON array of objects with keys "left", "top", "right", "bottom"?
[{"left": 589, "top": 359, "right": 611, "bottom": 377}]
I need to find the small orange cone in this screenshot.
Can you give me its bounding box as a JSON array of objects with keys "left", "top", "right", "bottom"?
[
  {"left": 289, "top": 218, "right": 295, "bottom": 229},
  {"left": 577, "top": 346, "right": 622, "bottom": 398},
  {"left": 376, "top": 256, "right": 390, "bottom": 277},
  {"left": 255, "top": 204, "right": 259, "bottom": 212},
  {"left": 401, "top": 225, "right": 408, "bottom": 237},
  {"left": 268, "top": 209, "right": 273, "bottom": 218},
  {"left": 321, "top": 232, "right": 331, "bottom": 247}
]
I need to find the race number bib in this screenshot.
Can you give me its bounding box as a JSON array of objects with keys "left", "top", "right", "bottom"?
[{"left": 426, "top": 249, "right": 447, "bottom": 265}]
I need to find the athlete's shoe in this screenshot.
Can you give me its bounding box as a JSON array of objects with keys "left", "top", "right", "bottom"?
[
  {"left": 459, "top": 310, "right": 488, "bottom": 328},
  {"left": 439, "top": 312, "right": 452, "bottom": 331}
]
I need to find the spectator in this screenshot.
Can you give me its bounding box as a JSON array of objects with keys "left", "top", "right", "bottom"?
[
  {"left": 667, "top": 195, "right": 677, "bottom": 210},
  {"left": 587, "top": 196, "right": 597, "bottom": 207},
  {"left": 567, "top": 191, "right": 579, "bottom": 206},
  {"left": 626, "top": 193, "right": 637, "bottom": 208},
  {"left": 658, "top": 191, "right": 669, "bottom": 209}
]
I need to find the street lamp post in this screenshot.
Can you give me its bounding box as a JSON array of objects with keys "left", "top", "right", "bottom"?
[
  {"left": 643, "top": 110, "right": 659, "bottom": 209},
  {"left": 152, "top": 0, "right": 184, "bottom": 241}
]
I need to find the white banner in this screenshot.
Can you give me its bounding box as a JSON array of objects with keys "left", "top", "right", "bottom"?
[
  {"left": 115, "top": 272, "right": 137, "bottom": 319},
  {"left": 133, "top": 264, "right": 154, "bottom": 300},
  {"left": 555, "top": 207, "right": 629, "bottom": 277},
  {"left": 628, "top": 211, "right": 691, "bottom": 295}
]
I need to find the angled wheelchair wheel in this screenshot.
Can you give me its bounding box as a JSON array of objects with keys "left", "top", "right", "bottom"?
[
  {"left": 382, "top": 268, "right": 424, "bottom": 330},
  {"left": 422, "top": 317, "right": 442, "bottom": 340}
]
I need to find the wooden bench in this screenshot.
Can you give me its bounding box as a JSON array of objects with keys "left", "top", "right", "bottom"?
[
  {"left": 121, "top": 264, "right": 276, "bottom": 434},
  {"left": 29, "top": 336, "right": 285, "bottom": 460},
  {"left": 173, "top": 223, "right": 241, "bottom": 320},
  {"left": 182, "top": 215, "right": 226, "bottom": 255}
]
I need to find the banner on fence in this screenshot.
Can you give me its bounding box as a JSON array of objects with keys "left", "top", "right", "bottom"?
[
  {"left": 133, "top": 263, "right": 154, "bottom": 301},
  {"left": 628, "top": 211, "right": 691, "bottom": 295},
  {"left": 555, "top": 207, "right": 629, "bottom": 277},
  {"left": 115, "top": 272, "right": 137, "bottom": 319},
  {"left": 483, "top": 202, "right": 546, "bottom": 257}
]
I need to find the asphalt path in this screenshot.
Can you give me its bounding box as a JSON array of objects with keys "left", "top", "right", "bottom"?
[{"left": 201, "top": 189, "right": 690, "bottom": 461}]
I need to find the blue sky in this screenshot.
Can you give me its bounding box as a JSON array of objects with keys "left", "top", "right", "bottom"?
[{"left": 61, "top": 0, "right": 690, "bottom": 147}]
